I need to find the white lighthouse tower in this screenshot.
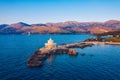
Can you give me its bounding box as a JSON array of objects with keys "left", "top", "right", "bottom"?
[{"left": 45, "top": 38, "right": 56, "bottom": 50}]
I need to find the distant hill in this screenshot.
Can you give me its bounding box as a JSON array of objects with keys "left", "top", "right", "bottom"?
[{"left": 0, "top": 20, "right": 120, "bottom": 34}]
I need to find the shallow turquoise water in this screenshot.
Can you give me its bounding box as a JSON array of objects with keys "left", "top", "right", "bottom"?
[{"left": 0, "top": 35, "right": 120, "bottom": 80}]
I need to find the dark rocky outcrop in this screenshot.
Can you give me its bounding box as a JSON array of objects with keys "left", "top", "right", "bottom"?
[
  {"left": 27, "top": 42, "right": 93, "bottom": 67},
  {"left": 80, "top": 53, "right": 86, "bottom": 56}
]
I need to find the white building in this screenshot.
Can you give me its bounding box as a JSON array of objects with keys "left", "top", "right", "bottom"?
[{"left": 45, "top": 38, "right": 56, "bottom": 49}]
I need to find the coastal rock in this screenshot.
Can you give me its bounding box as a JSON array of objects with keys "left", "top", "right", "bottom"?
[
  {"left": 27, "top": 61, "right": 43, "bottom": 67},
  {"left": 68, "top": 49, "right": 78, "bottom": 56},
  {"left": 27, "top": 54, "right": 47, "bottom": 67},
  {"left": 34, "top": 51, "right": 42, "bottom": 55},
  {"left": 50, "top": 48, "right": 69, "bottom": 54},
  {"left": 27, "top": 42, "right": 93, "bottom": 67},
  {"left": 80, "top": 53, "right": 86, "bottom": 56}
]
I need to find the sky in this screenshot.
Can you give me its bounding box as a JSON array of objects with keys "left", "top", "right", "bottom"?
[{"left": 0, "top": 0, "right": 120, "bottom": 24}]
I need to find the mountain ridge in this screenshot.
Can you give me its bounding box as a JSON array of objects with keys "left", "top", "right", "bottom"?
[{"left": 0, "top": 20, "right": 120, "bottom": 34}]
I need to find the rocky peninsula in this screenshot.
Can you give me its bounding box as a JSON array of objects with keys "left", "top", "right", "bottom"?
[{"left": 27, "top": 38, "right": 93, "bottom": 67}]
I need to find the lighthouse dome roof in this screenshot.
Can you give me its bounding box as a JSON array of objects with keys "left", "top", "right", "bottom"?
[{"left": 47, "top": 38, "right": 54, "bottom": 44}]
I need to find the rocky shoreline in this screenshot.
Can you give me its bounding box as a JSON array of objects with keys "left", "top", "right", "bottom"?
[
  {"left": 27, "top": 42, "right": 93, "bottom": 67},
  {"left": 85, "top": 41, "right": 120, "bottom": 45}
]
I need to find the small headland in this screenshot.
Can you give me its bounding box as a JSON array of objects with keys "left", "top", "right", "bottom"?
[
  {"left": 27, "top": 42, "right": 93, "bottom": 67},
  {"left": 85, "top": 32, "right": 120, "bottom": 45}
]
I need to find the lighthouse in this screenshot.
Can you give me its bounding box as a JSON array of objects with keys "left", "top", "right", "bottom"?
[{"left": 45, "top": 38, "right": 56, "bottom": 50}]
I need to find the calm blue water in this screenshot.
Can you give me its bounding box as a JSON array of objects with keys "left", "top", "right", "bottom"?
[{"left": 0, "top": 34, "right": 120, "bottom": 80}]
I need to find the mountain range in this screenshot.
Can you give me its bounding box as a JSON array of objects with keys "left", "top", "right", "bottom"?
[{"left": 0, "top": 20, "right": 120, "bottom": 34}]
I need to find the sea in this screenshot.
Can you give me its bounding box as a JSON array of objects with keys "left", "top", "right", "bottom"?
[{"left": 0, "top": 34, "right": 120, "bottom": 80}]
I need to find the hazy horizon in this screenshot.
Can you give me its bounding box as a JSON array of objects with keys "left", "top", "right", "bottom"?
[{"left": 1, "top": 19, "right": 120, "bottom": 25}]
